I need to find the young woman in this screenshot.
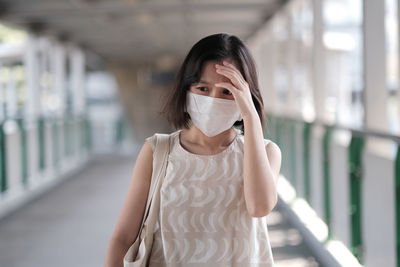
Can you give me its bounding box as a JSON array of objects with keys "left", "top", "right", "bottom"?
[{"left": 104, "top": 33, "right": 282, "bottom": 267}]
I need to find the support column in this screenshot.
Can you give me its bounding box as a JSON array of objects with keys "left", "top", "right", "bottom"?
[
  {"left": 71, "top": 46, "right": 86, "bottom": 116},
  {"left": 312, "top": 0, "right": 328, "bottom": 123},
  {"left": 6, "top": 66, "right": 17, "bottom": 119},
  {"left": 24, "top": 34, "right": 40, "bottom": 123},
  {"left": 263, "top": 28, "right": 280, "bottom": 116},
  {"left": 398, "top": 0, "right": 400, "bottom": 133},
  {"left": 53, "top": 41, "right": 66, "bottom": 118},
  {"left": 51, "top": 39, "right": 67, "bottom": 168},
  {"left": 38, "top": 37, "right": 49, "bottom": 117},
  {"left": 0, "top": 63, "right": 4, "bottom": 121},
  {"left": 285, "top": 7, "right": 298, "bottom": 118},
  {"left": 363, "top": 0, "right": 389, "bottom": 133},
  {"left": 69, "top": 46, "right": 86, "bottom": 158},
  {"left": 0, "top": 62, "right": 5, "bottom": 193},
  {"left": 23, "top": 34, "right": 41, "bottom": 181}
]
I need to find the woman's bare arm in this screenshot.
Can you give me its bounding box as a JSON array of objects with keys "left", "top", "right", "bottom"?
[{"left": 103, "top": 140, "right": 154, "bottom": 267}]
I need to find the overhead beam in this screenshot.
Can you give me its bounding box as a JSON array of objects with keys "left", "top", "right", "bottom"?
[{"left": 0, "top": 1, "right": 279, "bottom": 19}]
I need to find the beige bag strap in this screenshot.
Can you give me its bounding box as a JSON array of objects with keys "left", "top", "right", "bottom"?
[{"left": 137, "top": 133, "right": 171, "bottom": 238}]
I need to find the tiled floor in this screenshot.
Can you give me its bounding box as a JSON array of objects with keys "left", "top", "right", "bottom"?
[{"left": 0, "top": 154, "right": 323, "bottom": 267}]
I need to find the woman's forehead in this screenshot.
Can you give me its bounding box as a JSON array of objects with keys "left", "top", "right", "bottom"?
[{"left": 198, "top": 61, "right": 231, "bottom": 84}]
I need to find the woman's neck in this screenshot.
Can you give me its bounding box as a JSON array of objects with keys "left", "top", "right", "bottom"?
[{"left": 180, "top": 126, "right": 238, "bottom": 151}]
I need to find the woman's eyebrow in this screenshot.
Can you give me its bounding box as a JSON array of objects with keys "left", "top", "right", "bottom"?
[{"left": 198, "top": 80, "right": 211, "bottom": 84}]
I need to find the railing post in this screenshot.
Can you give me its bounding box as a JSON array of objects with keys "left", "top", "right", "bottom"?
[
  {"left": 395, "top": 143, "right": 400, "bottom": 267},
  {"left": 84, "top": 114, "right": 92, "bottom": 152},
  {"left": 69, "top": 115, "right": 75, "bottom": 157},
  {"left": 115, "top": 116, "right": 123, "bottom": 146},
  {"left": 15, "top": 117, "right": 28, "bottom": 188},
  {"left": 289, "top": 117, "right": 297, "bottom": 190},
  {"left": 52, "top": 116, "right": 60, "bottom": 171},
  {"left": 264, "top": 113, "right": 275, "bottom": 140},
  {"left": 303, "top": 121, "right": 312, "bottom": 203},
  {"left": 79, "top": 115, "right": 85, "bottom": 153},
  {"left": 64, "top": 114, "right": 71, "bottom": 158},
  {"left": 0, "top": 121, "right": 6, "bottom": 193},
  {"left": 322, "top": 125, "right": 334, "bottom": 239},
  {"left": 38, "top": 116, "right": 45, "bottom": 172},
  {"left": 348, "top": 134, "right": 365, "bottom": 264}
]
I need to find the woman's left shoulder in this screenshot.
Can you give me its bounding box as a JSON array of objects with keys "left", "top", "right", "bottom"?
[
  {"left": 263, "top": 138, "right": 273, "bottom": 146},
  {"left": 264, "top": 139, "right": 281, "bottom": 159},
  {"left": 264, "top": 138, "right": 279, "bottom": 149},
  {"left": 235, "top": 135, "right": 279, "bottom": 151},
  {"left": 263, "top": 139, "right": 282, "bottom": 178}
]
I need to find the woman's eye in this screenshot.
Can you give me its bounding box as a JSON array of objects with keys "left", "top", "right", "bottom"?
[
  {"left": 197, "top": 87, "right": 207, "bottom": 92},
  {"left": 223, "top": 89, "right": 232, "bottom": 95}
]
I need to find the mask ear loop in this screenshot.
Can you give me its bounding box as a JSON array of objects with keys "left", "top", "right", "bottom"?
[
  {"left": 184, "top": 91, "right": 194, "bottom": 128},
  {"left": 188, "top": 91, "right": 206, "bottom": 115}
]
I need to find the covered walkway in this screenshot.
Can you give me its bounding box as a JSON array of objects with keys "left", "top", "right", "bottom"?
[
  {"left": 0, "top": 153, "right": 321, "bottom": 267},
  {"left": 0, "top": 0, "right": 399, "bottom": 266}
]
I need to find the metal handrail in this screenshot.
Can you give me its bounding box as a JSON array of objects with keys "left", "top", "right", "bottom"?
[{"left": 271, "top": 113, "right": 400, "bottom": 143}]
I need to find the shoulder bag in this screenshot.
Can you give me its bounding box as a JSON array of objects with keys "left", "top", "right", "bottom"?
[{"left": 123, "top": 133, "right": 171, "bottom": 267}]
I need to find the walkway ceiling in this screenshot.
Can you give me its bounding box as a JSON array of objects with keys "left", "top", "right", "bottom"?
[{"left": 0, "top": 0, "right": 285, "bottom": 69}]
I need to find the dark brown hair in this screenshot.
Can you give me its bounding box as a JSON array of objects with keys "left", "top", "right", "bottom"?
[{"left": 160, "top": 33, "right": 266, "bottom": 134}]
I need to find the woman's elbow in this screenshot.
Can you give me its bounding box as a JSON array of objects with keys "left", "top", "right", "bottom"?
[{"left": 249, "top": 195, "right": 278, "bottom": 218}]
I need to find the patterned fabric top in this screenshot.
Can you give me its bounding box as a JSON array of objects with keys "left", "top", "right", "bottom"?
[{"left": 145, "top": 129, "right": 274, "bottom": 267}]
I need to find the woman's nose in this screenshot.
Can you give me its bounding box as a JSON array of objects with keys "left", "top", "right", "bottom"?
[
  {"left": 210, "top": 89, "right": 218, "bottom": 98},
  {"left": 209, "top": 88, "right": 224, "bottom": 99}
]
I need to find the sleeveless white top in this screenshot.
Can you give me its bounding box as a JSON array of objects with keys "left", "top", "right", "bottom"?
[{"left": 145, "top": 129, "right": 275, "bottom": 267}]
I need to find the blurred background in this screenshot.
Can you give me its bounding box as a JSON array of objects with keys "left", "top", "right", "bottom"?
[{"left": 0, "top": 0, "right": 398, "bottom": 266}]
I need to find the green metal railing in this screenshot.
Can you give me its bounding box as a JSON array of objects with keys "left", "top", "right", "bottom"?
[
  {"left": 349, "top": 135, "right": 365, "bottom": 264},
  {"left": 38, "top": 116, "right": 45, "bottom": 171},
  {"left": 84, "top": 115, "right": 92, "bottom": 151},
  {"left": 0, "top": 113, "right": 128, "bottom": 206},
  {"left": 288, "top": 118, "right": 297, "bottom": 191},
  {"left": 266, "top": 113, "right": 400, "bottom": 266},
  {"left": 291, "top": 120, "right": 298, "bottom": 190},
  {"left": 64, "top": 114, "right": 71, "bottom": 158},
  {"left": 52, "top": 117, "right": 60, "bottom": 171},
  {"left": 0, "top": 114, "right": 94, "bottom": 196},
  {"left": 16, "top": 117, "right": 28, "bottom": 188},
  {"left": 303, "top": 121, "right": 312, "bottom": 203},
  {"left": 115, "top": 117, "right": 124, "bottom": 146},
  {"left": 396, "top": 144, "right": 400, "bottom": 267},
  {"left": 276, "top": 117, "right": 288, "bottom": 182},
  {"left": 79, "top": 115, "right": 86, "bottom": 153},
  {"left": 323, "top": 125, "right": 334, "bottom": 239},
  {"left": 0, "top": 121, "right": 6, "bottom": 193}
]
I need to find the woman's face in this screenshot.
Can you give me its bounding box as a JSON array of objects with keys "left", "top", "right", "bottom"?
[{"left": 189, "top": 60, "right": 238, "bottom": 101}]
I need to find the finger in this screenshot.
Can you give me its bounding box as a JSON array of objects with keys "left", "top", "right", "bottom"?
[
  {"left": 215, "top": 64, "right": 247, "bottom": 87},
  {"left": 222, "top": 61, "right": 246, "bottom": 81},
  {"left": 215, "top": 67, "right": 244, "bottom": 89},
  {"left": 222, "top": 60, "right": 239, "bottom": 70}
]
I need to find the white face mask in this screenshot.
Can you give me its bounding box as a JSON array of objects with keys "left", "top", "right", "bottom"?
[{"left": 186, "top": 91, "right": 242, "bottom": 137}]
